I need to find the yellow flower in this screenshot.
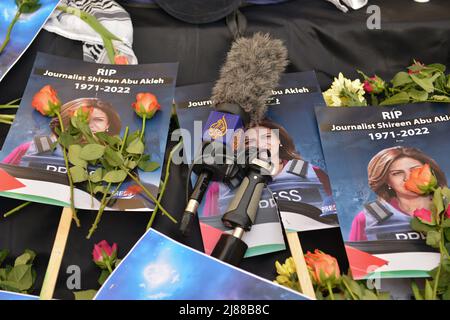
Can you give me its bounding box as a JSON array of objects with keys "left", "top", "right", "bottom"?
[{"left": 323, "top": 73, "right": 366, "bottom": 107}]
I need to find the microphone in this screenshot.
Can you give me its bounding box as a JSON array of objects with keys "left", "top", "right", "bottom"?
[
  {"left": 209, "top": 34, "right": 288, "bottom": 265},
  {"left": 180, "top": 33, "right": 288, "bottom": 236}
]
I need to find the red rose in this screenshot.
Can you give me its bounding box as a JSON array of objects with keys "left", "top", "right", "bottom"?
[
  {"left": 363, "top": 75, "right": 384, "bottom": 94},
  {"left": 304, "top": 249, "right": 340, "bottom": 286},
  {"left": 404, "top": 164, "right": 437, "bottom": 195},
  {"left": 132, "top": 93, "right": 160, "bottom": 118},
  {"left": 445, "top": 206, "right": 450, "bottom": 219},
  {"left": 31, "top": 85, "right": 61, "bottom": 117},
  {"left": 92, "top": 240, "right": 118, "bottom": 269},
  {"left": 363, "top": 80, "right": 373, "bottom": 93},
  {"left": 413, "top": 208, "right": 435, "bottom": 226},
  {"left": 114, "top": 54, "right": 129, "bottom": 65}
]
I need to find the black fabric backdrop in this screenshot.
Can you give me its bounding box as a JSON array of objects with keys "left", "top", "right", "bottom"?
[{"left": 0, "top": 0, "right": 449, "bottom": 299}]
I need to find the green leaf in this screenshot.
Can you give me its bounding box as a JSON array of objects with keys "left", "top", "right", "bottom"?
[
  {"left": 0, "top": 250, "right": 8, "bottom": 267},
  {"left": 443, "top": 287, "right": 450, "bottom": 300},
  {"left": 14, "top": 253, "right": 31, "bottom": 267},
  {"left": 126, "top": 130, "right": 140, "bottom": 146},
  {"left": 433, "top": 188, "right": 444, "bottom": 214},
  {"left": 93, "top": 185, "right": 108, "bottom": 195},
  {"left": 5, "top": 264, "right": 33, "bottom": 291},
  {"left": 70, "top": 166, "right": 88, "bottom": 183},
  {"left": 124, "top": 159, "right": 137, "bottom": 170},
  {"left": 126, "top": 138, "right": 145, "bottom": 155},
  {"left": 442, "top": 219, "right": 450, "bottom": 228},
  {"left": 18, "top": 0, "right": 41, "bottom": 14},
  {"left": 424, "top": 279, "right": 434, "bottom": 300},
  {"left": 428, "top": 63, "right": 446, "bottom": 73},
  {"left": 103, "top": 170, "right": 127, "bottom": 183},
  {"left": 410, "top": 73, "right": 441, "bottom": 93},
  {"left": 443, "top": 258, "right": 450, "bottom": 273},
  {"left": 431, "top": 95, "right": 450, "bottom": 102},
  {"left": 361, "top": 288, "right": 378, "bottom": 300},
  {"left": 0, "top": 269, "right": 7, "bottom": 281},
  {"left": 57, "top": 132, "right": 76, "bottom": 149},
  {"left": 104, "top": 147, "right": 124, "bottom": 167},
  {"left": 73, "top": 290, "right": 97, "bottom": 300},
  {"left": 407, "top": 88, "right": 428, "bottom": 101},
  {"left": 90, "top": 168, "right": 103, "bottom": 183},
  {"left": 392, "top": 71, "right": 412, "bottom": 88},
  {"left": 392, "top": 72, "right": 412, "bottom": 87},
  {"left": 79, "top": 144, "right": 105, "bottom": 161},
  {"left": 426, "top": 230, "right": 441, "bottom": 248},
  {"left": 411, "top": 217, "right": 436, "bottom": 233},
  {"left": 98, "top": 269, "right": 110, "bottom": 286},
  {"left": 411, "top": 281, "right": 423, "bottom": 300},
  {"left": 379, "top": 92, "right": 409, "bottom": 106},
  {"left": 68, "top": 145, "right": 87, "bottom": 168},
  {"left": 138, "top": 161, "right": 160, "bottom": 172},
  {"left": 95, "top": 132, "right": 122, "bottom": 148},
  {"left": 445, "top": 228, "right": 450, "bottom": 242}
]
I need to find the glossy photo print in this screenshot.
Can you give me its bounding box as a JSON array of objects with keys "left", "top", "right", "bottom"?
[
  {"left": 95, "top": 228, "right": 308, "bottom": 300},
  {"left": 0, "top": 52, "right": 177, "bottom": 211},
  {"left": 315, "top": 103, "right": 450, "bottom": 279},
  {"left": 175, "top": 71, "right": 339, "bottom": 259},
  {"left": 0, "top": 0, "right": 60, "bottom": 83}
]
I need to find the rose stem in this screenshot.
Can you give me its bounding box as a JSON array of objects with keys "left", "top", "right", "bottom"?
[
  {"left": 3, "top": 201, "right": 31, "bottom": 218},
  {"left": 56, "top": 111, "right": 80, "bottom": 227},
  {"left": 122, "top": 168, "right": 177, "bottom": 224},
  {"left": 326, "top": 282, "right": 335, "bottom": 300},
  {"left": 87, "top": 182, "right": 112, "bottom": 239},
  {"left": 139, "top": 115, "right": 146, "bottom": 141},
  {"left": 146, "top": 141, "right": 183, "bottom": 230},
  {"left": 0, "top": 9, "right": 20, "bottom": 54}
]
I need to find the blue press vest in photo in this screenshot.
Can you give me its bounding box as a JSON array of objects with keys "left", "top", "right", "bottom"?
[{"left": 364, "top": 199, "right": 418, "bottom": 241}]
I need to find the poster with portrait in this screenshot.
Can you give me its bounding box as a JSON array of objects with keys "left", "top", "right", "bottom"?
[
  {"left": 95, "top": 228, "right": 308, "bottom": 300},
  {"left": 175, "top": 71, "right": 339, "bottom": 258},
  {"left": 0, "top": 0, "right": 60, "bottom": 83},
  {"left": 0, "top": 52, "right": 177, "bottom": 211},
  {"left": 315, "top": 103, "right": 448, "bottom": 279}
]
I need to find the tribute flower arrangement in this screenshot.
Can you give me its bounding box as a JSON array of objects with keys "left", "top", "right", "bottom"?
[
  {"left": 28, "top": 85, "right": 176, "bottom": 238},
  {"left": 324, "top": 61, "right": 450, "bottom": 107},
  {"left": 404, "top": 164, "right": 450, "bottom": 300},
  {"left": 275, "top": 252, "right": 390, "bottom": 300}
]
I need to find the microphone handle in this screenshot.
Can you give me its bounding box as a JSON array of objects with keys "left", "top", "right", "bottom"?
[
  {"left": 222, "top": 168, "right": 268, "bottom": 231},
  {"left": 180, "top": 170, "right": 212, "bottom": 235}
]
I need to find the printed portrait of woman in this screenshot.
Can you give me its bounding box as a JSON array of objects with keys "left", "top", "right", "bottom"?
[
  {"left": 2, "top": 97, "right": 122, "bottom": 167},
  {"left": 202, "top": 118, "right": 333, "bottom": 217},
  {"left": 349, "top": 146, "right": 447, "bottom": 242}
]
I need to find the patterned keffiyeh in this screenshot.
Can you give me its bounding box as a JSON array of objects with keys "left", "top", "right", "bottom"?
[{"left": 44, "top": 0, "right": 138, "bottom": 64}]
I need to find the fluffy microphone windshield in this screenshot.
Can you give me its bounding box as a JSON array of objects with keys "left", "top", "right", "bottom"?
[{"left": 211, "top": 33, "right": 289, "bottom": 126}]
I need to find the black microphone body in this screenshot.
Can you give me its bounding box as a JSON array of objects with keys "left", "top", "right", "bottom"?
[{"left": 211, "top": 148, "right": 274, "bottom": 265}]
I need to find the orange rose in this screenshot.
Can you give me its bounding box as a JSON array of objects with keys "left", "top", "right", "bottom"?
[
  {"left": 31, "top": 85, "right": 61, "bottom": 117},
  {"left": 114, "top": 54, "right": 129, "bottom": 65},
  {"left": 132, "top": 93, "right": 160, "bottom": 118},
  {"left": 304, "top": 249, "right": 340, "bottom": 286},
  {"left": 404, "top": 164, "right": 437, "bottom": 195}
]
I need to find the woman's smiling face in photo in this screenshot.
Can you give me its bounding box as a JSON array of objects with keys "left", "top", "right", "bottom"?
[{"left": 387, "top": 157, "right": 424, "bottom": 197}]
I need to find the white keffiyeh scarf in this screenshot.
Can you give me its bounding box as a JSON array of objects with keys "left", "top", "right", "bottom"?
[{"left": 44, "top": 0, "right": 138, "bottom": 64}]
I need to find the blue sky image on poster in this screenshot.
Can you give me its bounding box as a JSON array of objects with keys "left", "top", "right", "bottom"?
[
  {"left": 95, "top": 229, "right": 308, "bottom": 300},
  {"left": 0, "top": 0, "right": 59, "bottom": 82}
]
